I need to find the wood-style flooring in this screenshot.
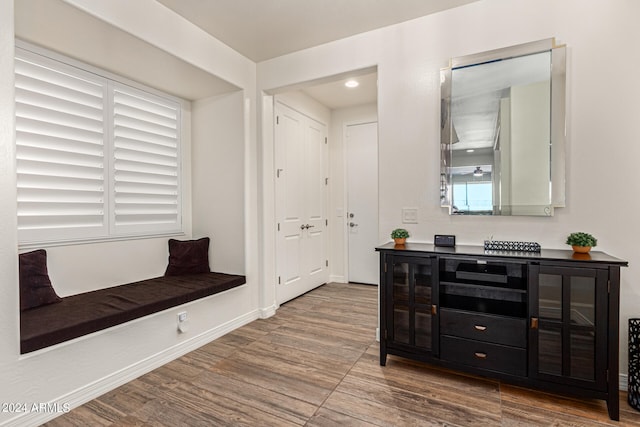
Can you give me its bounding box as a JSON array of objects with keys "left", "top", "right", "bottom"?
[{"left": 44, "top": 283, "right": 640, "bottom": 426}]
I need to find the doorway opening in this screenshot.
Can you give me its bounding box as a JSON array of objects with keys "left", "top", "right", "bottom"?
[{"left": 270, "top": 67, "right": 379, "bottom": 305}]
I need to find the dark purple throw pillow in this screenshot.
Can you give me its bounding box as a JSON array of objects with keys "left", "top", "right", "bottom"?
[
  {"left": 164, "top": 237, "right": 211, "bottom": 276},
  {"left": 19, "top": 249, "right": 62, "bottom": 311}
]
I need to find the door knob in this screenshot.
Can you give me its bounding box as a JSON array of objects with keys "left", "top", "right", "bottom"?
[
  {"left": 349, "top": 222, "right": 358, "bottom": 228},
  {"left": 349, "top": 213, "right": 355, "bottom": 218}
]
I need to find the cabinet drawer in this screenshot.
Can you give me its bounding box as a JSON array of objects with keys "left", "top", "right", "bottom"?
[
  {"left": 440, "top": 308, "right": 526, "bottom": 348},
  {"left": 440, "top": 336, "right": 527, "bottom": 377}
]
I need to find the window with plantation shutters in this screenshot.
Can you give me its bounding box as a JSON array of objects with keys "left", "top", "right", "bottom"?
[
  {"left": 15, "top": 50, "right": 108, "bottom": 243},
  {"left": 15, "top": 46, "right": 182, "bottom": 245},
  {"left": 112, "top": 85, "right": 180, "bottom": 235}
]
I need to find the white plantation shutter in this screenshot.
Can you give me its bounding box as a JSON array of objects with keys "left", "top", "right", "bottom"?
[
  {"left": 15, "top": 50, "right": 108, "bottom": 243},
  {"left": 112, "top": 85, "right": 181, "bottom": 234},
  {"left": 15, "top": 46, "right": 183, "bottom": 245}
]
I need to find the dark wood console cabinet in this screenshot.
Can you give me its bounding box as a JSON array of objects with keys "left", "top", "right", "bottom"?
[{"left": 377, "top": 242, "right": 627, "bottom": 420}]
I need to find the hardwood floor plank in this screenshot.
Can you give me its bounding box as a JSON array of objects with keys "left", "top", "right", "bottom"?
[
  {"left": 500, "top": 403, "right": 614, "bottom": 427},
  {"left": 42, "top": 283, "right": 634, "bottom": 426},
  {"left": 306, "top": 407, "right": 382, "bottom": 427},
  {"left": 320, "top": 389, "right": 455, "bottom": 426},
  {"left": 329, "top": 374, "right": 502, "bottom": 426},
  {"left": 43, "top": 404, "right": 114, "bottom": 427},
  {"left": 162, "top": 382, "right": 302, "bottom": 426},
  {"left": 93, "top": 381, "right": 158, "bottom": 415},
  {"left": 125, "top": 396, "right": 230, "bottom": 427},
  {"left": 500, "top": 384, "right": 615, "bottom": 424},
  {"left": 353, "top": 347, "right": 502, "bottom": 400},
  {"left": 261, "top": 328, "right": 368, "bottom": 361},
  {"left": 619, "top": 392, "right": 640, "bottom": 426},
  {"left": 229, "top": 347, "right": 346, "bottom": 389},
  {"left": 209, "top": 357, "right": 335, "bottom": 406},
  {"left": 240, "top": 339, "right": 356, "bottom": 377},
  {"left": 108, "top": 415, "right": 154, "bottom": 427},
  {"left": 192, "top": 370, "right": 316, "bottom": 424}
]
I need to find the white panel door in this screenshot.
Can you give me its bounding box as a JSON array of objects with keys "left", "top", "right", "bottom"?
[
  {"left": 275, "top": 102, "right": 328, "bottom": 304},
  {"left": 346, "top": 121, "right": 379, "bottom": 285}
]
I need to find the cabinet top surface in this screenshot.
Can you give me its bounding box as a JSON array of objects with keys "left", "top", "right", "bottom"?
[{"left": 376, "top": 242, "right": 628, "bottom": 266}]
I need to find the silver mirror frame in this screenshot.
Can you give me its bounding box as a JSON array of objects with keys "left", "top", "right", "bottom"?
[{"left": 440, "top": 38, "right": 566, "bottom": 215}]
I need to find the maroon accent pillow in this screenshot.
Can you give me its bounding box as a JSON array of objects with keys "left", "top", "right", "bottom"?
[
  {"left": 19, "top": 249, "right": 62, "bottom": 311},
  {"left": 164, "top": 237, "right": 211, "bottom": 276}
]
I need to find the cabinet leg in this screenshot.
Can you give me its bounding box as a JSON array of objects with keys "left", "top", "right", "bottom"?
[
  {"left": 607, "top": 392, "right": 619, "bottom": 421},
  {"left": 380, "top": 351, "right": 387, "bottom": 366}
]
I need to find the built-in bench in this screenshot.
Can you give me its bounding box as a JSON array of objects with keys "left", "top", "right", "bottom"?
[{"left": 20, "top": 272, "right": 246, "bottom": 354}]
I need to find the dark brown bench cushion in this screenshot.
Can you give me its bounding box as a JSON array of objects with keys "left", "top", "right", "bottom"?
[{"left": 20, "top": 272, "right": 246, "bottom": 354}]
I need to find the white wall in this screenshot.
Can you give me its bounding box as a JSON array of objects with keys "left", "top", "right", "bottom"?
[
  {"left": 192, "top": 91, "right": 246, "bottom": 275},
  {"left": 276, "top": 91, "right": 331, "bottom": 125},
  {"left": 0, "top": 0, "right": 20, "bottom": 424},
  {"left": 0, "top": 1, "right": 260, "bottom": 425},
  {"left": 258, "top": 0, "right": 640, "bottom": 380}
]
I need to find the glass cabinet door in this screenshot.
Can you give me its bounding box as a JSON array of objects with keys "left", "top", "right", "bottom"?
[
  {"left": 387, "top": 255, "right": 437, "bottom": 354},
  {"left": 529, "top": 264, "right": 608, "bottom": 389}
]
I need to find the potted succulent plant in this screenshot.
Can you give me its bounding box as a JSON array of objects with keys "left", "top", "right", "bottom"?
[
  {"left": 566, "top": 232, "right": 597, "bottom": 253},
  {"left": 391, "top": 228, "right": 410, "bottom": 245}
]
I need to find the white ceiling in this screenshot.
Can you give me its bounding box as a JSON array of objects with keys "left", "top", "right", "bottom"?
[
  {"left": 156, "top": 0, "right": 479, "bottom": 63},
  {"left": 301, "top": 70, "right": 378, "bottom": 110},
  {"left": 155, "top": 0, "right": 479, "bottom": 109}
]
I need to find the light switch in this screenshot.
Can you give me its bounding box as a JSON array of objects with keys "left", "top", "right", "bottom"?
[{"left": 402, "top": 208, "right": 418, "bottom": 224}]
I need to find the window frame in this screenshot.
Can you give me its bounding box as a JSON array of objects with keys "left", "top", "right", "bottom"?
[{"left": 15, "top": 41, "right": 184, "bottom": 248}]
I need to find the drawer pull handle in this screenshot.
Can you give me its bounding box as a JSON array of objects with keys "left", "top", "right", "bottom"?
[
  {"left": 474, "top": 352, "right": 487, "bottom": 359},
  {"left": 474, "top": 325, "right": 487, "bottom": 331}
]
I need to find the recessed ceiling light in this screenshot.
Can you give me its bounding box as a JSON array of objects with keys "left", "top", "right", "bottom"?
[
  {"left": 344, "top": 79, "right": 359, "bottom": 88},
  {"left": 466, "top": 149, "right": 475, "bottom": 153}
]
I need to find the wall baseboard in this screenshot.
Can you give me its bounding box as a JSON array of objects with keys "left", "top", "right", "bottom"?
[
  {"left": 329, "top": 275, "right": 346, "bottom": 283},
  {"left": 259, "top": 304, "right": 277, "bottom": 319},
  {"left": 6, "top": 309, "right": 260, "bottom": 427},
  {"left": 620, "top": 373, "right": 628, "bottom": 391}
]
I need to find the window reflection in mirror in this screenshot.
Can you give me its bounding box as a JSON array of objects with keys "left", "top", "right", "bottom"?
[{"left": 441, "top": 39, "right": 566, "bottom": 216}]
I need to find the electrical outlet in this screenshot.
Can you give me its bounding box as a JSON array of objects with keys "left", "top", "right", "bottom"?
[{"left": 178, "top": 311, "right": 188, "bottom": 322}]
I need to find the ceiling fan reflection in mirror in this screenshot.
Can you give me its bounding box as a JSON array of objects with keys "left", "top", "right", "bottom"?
[{"left": 450, "top": 165, "right": 491, "bottom": 177}]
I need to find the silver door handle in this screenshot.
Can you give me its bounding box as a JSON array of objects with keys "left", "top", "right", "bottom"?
[
  {"left": 349, "top": 222, "right": 358, "bottom": 228},
  {"left": 301, "top": 224, "right": 315, "bottom": 230},
  {"left": 306, "top": 224, "right": 315, "bottom": 229}
]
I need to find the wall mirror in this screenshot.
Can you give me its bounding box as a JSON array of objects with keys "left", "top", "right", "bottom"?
[{"left": 440, "top": 38, "right": 566, "bottom": 216}]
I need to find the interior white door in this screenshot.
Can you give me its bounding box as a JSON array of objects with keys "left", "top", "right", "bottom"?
[
  {"left": 346, "top": 121, "right": 379, "bottom": 285},
  {"left": 275, "top": 102, "right": 328, "bottom": 304}
]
